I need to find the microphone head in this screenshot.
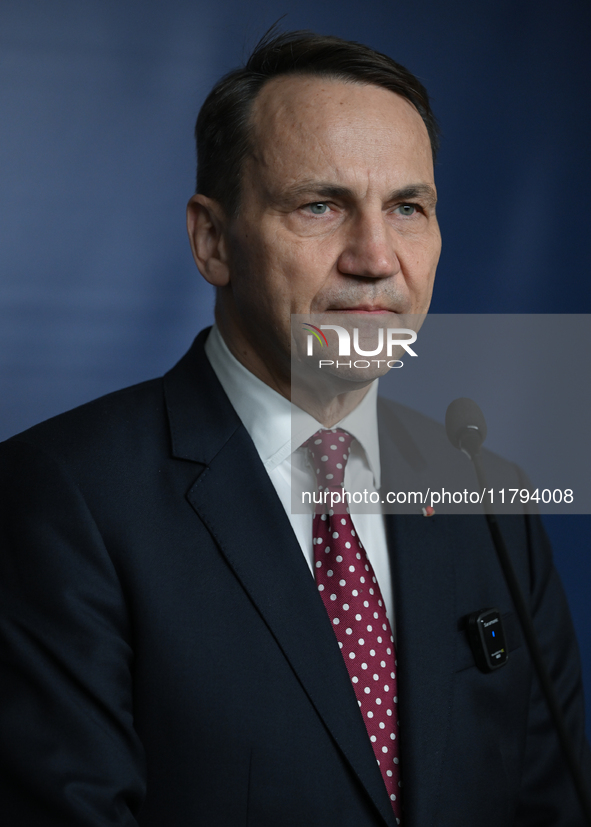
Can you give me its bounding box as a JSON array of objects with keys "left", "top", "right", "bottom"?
[{"left": 445, "top": 397, "right": 488, "bottom": 452}]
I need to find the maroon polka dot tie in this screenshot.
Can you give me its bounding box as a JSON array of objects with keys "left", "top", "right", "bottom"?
[{"left": 304, "top": 428, "right": 401, "bottom": 822}]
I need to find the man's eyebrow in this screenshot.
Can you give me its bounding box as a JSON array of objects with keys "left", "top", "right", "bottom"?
[
  {"left": 277, "top": 181, "right": 437, "bottom": 206},
  {"left": 386, "top": 184, "right": 438, "bottom": 206}
]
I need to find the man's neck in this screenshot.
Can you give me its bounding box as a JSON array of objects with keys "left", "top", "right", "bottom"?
[{"left": 215, "top": 316, "right": 374, "bottom": 427}]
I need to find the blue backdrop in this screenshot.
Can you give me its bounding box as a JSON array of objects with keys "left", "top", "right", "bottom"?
[{"left": 1, "top": 0, "right": 589, "bottom": 739}]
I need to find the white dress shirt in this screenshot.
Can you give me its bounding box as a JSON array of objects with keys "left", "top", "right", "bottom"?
[{"left": 204, "top": 324, "right": 394, "bottom": 628}]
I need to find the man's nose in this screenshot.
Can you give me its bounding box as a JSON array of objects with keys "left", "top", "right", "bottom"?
[{"left": 336, "top": 211, "right": 400, "bottom": 279}]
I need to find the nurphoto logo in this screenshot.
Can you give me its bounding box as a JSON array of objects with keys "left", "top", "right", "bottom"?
[{"left": 302, "top": 323, "right": 418, "bottom": 369}]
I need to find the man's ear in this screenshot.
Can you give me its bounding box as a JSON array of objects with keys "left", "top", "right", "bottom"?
[{"left": 186, "top": 194, "right": 230, "bottom": 287}]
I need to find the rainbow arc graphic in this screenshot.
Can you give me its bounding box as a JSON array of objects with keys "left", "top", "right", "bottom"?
[{"left": 302, "top": 323, "right": 329, "bottom": 347}]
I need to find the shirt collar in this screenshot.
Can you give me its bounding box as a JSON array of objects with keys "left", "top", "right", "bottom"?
[{"left": 204, "top": 324, "right": 381, "bottom": 487}]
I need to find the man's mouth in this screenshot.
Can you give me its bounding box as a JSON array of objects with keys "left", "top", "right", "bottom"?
[{"left": 324, "top": 306, "right": 395, "bottom": 314}]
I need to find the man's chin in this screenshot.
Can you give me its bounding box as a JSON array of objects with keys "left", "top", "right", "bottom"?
[{"left": 306, "top": 359, "right": 391, "bottom": 386}]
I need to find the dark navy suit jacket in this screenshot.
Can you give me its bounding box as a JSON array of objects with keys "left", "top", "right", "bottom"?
[{"left": 1, "top": 330, "right": 589, "bottom": 826}]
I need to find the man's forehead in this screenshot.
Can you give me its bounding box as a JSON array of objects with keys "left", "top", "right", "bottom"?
[
  {"left": 251, "top": 74, "right": 424, "bottom": 136},
  {"left": 247, "top": 75, "right": 434, "bottom": 193}
]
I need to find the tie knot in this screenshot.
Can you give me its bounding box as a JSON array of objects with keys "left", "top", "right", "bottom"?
[{"left": 304, "top": 428, "right": 353, "bottom": 490}]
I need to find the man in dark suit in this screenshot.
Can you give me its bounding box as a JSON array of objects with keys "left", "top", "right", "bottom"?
[{"left": 1, "top": 30, "right": 590, "bottom": 826}]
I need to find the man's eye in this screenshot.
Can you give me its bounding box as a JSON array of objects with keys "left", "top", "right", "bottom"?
[
  {"left": 306, "top": 202, "right": 330, "bottom": 215},
  {"left": 395, "top": 204, "right": 417, "bottom": 216}
]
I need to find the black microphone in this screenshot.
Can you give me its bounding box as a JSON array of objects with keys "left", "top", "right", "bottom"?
[
  {"left": 445, "top": 398, "right": 591, "bottom": 824},
  {"left": 445, "top": 396, "right": 487, "bottom": 458}
]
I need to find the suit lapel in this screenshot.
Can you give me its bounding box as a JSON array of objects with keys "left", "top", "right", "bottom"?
[
  {"left": 377, "top": 399, "right": 457, "bottom": 826},
  {"left": 386, "top": 520, "right": 456, "bottom": 825},
  {"left": 164, "top": 333, "right": 397, "bottom": 827}
]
